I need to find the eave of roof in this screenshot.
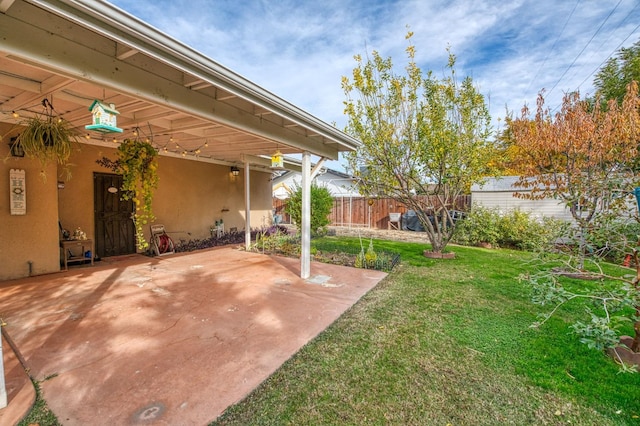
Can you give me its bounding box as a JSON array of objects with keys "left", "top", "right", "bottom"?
[{"left": 27, "top": 0, "right": 360, "bottom": 153}]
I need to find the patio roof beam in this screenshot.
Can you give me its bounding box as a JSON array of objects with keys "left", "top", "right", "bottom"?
[
  {"left": 0, "top": 8, "right": 342, "bottom": 160},
  {"left": 241, "top": 155, "right": 302, "bottom": 173}
]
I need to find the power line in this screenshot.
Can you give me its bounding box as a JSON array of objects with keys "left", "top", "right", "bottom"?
[
  {"left": 572, "top": 1, "right": 640, "bottom": 93},
  {"left": 546, "top": 0, "right": 623, "bottom": 99},
  {"left": 523, "top": 0, "right": 580, "bottom": 100}
]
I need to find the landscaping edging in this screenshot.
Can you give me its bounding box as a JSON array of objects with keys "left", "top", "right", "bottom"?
[{"left": 423, "top": 250, "right": 456, "bottom": 259}]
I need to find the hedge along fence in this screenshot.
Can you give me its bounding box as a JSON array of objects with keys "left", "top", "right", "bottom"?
[{"left": 273, "top": 195, "right": 471, "bottom": 230}]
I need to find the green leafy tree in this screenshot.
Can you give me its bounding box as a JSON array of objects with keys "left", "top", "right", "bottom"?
[
  {"left": 594, "top": 38, "right": 640, "bottom": 105},
  {"left": 342, "top": 32, "right": 495, "bottom": 254},
  {"left": 286, "top": 183, "right": 333, "bottom": 237}
]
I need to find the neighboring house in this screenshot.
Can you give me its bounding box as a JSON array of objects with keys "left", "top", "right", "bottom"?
[
  {"left": 471, "top": 176, "right": 574, "bottom": 221},
  {"left": 0, "top": 1, "right": 358, "bottom": 280},
  {"left": 272, "top": 164, "right": 360, "bottom": 225},
  {"left": 272, "top": 166, "right": 360, "bottom": 200}
]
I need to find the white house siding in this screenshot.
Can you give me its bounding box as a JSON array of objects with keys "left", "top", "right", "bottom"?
[
  {"left": 471, "top": 191, "right": 573, "bottom": 221},
  {"left": 471, "top": 176, "right": 573, "bottom": 221}
]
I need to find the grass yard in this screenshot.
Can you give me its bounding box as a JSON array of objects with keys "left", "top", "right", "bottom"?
[{"left": 212, "top": 238, "right": 640, "bottom": 425}]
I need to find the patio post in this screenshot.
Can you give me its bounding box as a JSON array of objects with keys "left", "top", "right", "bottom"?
[
  {"left": 301, "top": 152, "right": 311, "bottom": 279},
  {"left": 301, "top": 153, "right": 327, "bottom": 279},
  {"left": 0, "top": 328, "right": 6, "bottom": 409},
  {"left": 244, "top": 160, "right": 251, "bottom": 250}
]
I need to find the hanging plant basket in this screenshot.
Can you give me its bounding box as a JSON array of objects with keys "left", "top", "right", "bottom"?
[
  {"left": 13, "top": 99, "right": 79, "bottom": 179},
  {"left": 97, "top": 138, "right": 159, "bottom": 251}
]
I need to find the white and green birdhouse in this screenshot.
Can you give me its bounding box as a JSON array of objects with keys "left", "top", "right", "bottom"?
[{"left": 85, "top": 100, "right": 123, "bottom": 133}]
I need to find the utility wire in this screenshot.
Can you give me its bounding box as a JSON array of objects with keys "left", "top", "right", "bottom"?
[
  {"left": 572, "top": 2, "right": 640, "bottom": 93},
  {"left": 523, "top": 0, "right": 580, "bottom": 99},
  {"left": 546, "top": 0, "right": 623, "bottom": 99}
]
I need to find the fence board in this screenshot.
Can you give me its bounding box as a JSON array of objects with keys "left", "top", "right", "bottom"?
[{"left": 274, "top": 195, "right": 471, "bottom": 229}]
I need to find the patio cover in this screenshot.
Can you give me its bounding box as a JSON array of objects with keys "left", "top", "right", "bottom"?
[{"left": 0, "top": 0, "right": 360, "bottom": 279}]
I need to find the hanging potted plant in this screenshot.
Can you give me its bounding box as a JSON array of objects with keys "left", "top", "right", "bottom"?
[
  {"left": 97, "top": 138, "right": 159, "bottom": 251},
  {"left": 13, "top": 98, "right": 79, "bottom": 179}
]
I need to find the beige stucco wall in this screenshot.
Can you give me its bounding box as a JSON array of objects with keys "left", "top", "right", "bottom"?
[
  {"left": 1, "top": 137, "right": 273, "bottom": 281},
  {"left": 153, "top": 154, "right": 274, "bottom": 241},
  {"left": 0, "top": 123, "right": 60, "bottom": 280}
]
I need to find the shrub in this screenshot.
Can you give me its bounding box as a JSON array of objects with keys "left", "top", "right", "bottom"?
[
  {"left": 253, "top": 226, "right": 300, "bottom": 256},
  {"left": 453, "top": 206, "right": 501, "bottom": 246},
  {"left": 583, "top": 216, "right": 640, "bottom": 263},
  {"left": 454, "top": 206, "right": 563, "bottom": 251},
  {"left": 285, "top": 183, "right": 334, "bottom": 237},
  {"left": 499, "top": 210, "right": 563, "bottom": 251}
]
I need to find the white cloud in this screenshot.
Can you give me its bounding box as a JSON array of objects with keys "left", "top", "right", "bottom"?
[{"left": 112, "top": 0, "right": 640, "bottom": 168}]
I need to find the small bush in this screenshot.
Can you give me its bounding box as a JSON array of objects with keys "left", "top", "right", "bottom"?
[
  {"left": 285, "top": 183, "right": 334, "bottom": 237},
  {"left": 454, "top": 206, "right": 563, "bottom": 251},
  {"left": 583, "top": 216, "right": 640, "bottom": 263},
  {"left": 453, "top": 206, "right": 501, "bottom": 246}
]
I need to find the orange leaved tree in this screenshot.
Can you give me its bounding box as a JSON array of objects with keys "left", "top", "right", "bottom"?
[
  {"left": 508, "top": 81, "right": 640, "bottom": 268},
  {"left": 509, "top": 82, "right": 640, "bottom": 366}
]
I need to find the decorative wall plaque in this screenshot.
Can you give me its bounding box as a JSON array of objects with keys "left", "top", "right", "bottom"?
[{"left": 9, "top": 169, "right": 26, "bottom": 215}]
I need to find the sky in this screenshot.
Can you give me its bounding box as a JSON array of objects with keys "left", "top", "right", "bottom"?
[{"left": 110, "top": 0, "right": 640, "bottom": 171}]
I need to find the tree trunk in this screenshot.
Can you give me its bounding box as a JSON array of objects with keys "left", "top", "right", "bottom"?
[{"left": 632, "top": 250, "right": 640, "bottom": 352}]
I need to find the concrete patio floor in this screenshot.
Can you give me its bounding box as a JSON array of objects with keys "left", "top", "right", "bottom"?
[{"left": 0, "top": 247, "right": 387, "bottom": 425}]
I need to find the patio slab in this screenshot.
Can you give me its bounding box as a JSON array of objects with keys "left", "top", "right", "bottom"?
[{"left": 0, "top": 247, "right": 386, "bottom": 425}]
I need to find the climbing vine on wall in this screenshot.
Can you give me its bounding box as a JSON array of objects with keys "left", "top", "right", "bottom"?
[{"left": 97, "top": 138, "right": 159, "bottom": 250}]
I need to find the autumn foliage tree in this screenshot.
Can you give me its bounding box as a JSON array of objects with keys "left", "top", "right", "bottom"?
[
  {"left": 509, "top": 82, "right": 640, "bottom": 366},
  {"left": 508, "top": 81, "right": 640, "bottom": 267},
  {"left": 342, "top": 33, "right": 495, "bottom": 255}
]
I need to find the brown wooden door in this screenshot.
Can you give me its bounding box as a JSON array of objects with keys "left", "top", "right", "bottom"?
[{"left": 94, "top": 173, "right": 135, "bottom": 258}]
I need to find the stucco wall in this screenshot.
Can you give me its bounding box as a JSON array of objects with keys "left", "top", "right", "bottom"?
[
  {"left": 152, "top": 154, "right": 274, "bottom": 241},
  {"left": 1, "top": 137, "right": 273, "bottom": 281},
  {"left": 0, "top": 123, "right": 60, "bottom": 280},
  {"left": 57, "top": 143, "right": 273, "bottom": 251}
]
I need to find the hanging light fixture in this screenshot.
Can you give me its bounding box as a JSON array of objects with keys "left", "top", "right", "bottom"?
[
  {"left": 230, "top": 166, "right": 240, "bottom": 176},
  {"left": 271, "top": 149, "right": 283, "bottom": 169},
  {"left": 8, "top": 137, "right": 24, "bottom": 157}
]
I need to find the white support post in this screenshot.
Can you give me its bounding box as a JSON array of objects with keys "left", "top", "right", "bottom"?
[
  {"left": 244, "top": 160, "right": 251, "bottom": 250},
  {"left": 300, "top": 154, "right": 327, "bottom": 279},
  {"left": 0, "top": 330, "right": 7, "bottom": 409},
  {"left": 301, "top": 152, "right": 311, "bottom": 279}
]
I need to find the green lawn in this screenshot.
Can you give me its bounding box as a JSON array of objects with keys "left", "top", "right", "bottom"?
[{"left": 212, "top": 238, "right": 640, "bottom": 425}]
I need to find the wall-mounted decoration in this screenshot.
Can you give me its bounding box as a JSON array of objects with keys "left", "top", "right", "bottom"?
[
  {"left": 85, "top": 100, "right": 123, "bottom": 133},
  {"left": 9, "top": 169, "right": 26, "bottom": 215}
]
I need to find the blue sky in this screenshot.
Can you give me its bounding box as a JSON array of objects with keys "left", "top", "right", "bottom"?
[{"left": 110, "top": 0, "right": 640, "bottom": 170}]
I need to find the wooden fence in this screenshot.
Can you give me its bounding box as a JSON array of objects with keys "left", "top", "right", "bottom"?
[{"left": 273, "top": 195, "right": 471, "bottom": 229}]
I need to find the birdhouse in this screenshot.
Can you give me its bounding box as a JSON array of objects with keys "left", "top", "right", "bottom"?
[
  {"left": 85, "top": 100, "right": 123, "bottom": 133},
  {"left": 271, "top": 149, "right": 283, "bottom": 169}
]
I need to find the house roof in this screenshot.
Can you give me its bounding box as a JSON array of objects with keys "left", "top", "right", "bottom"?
[
  {"left": 272, "top": 161, "right": 360, "bottom": 199},
  {"left": 270, "top": 159, "right": 354, "bottom": 185},
  {"left": 0, "top": 0, "right": 360, "bottom": 169}
]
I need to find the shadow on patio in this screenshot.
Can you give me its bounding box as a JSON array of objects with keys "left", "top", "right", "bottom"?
[{"left": 0, "top": 247, "right": 386, "bottom": 425}]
